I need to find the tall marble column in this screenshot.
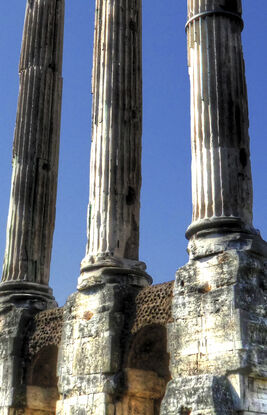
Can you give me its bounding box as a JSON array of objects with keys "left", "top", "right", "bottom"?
[
  {"left": 0, "top": 0, "right": 64, "bottom": 301},
  {"left": 78, "top": 0, "right": 149, "bottom": 288},
  {"left": 161, "top": 2, "right": 267, "bottom": 414},
  {"left": 57, "top": 2, "right": 150, "bottom": 413},
  {"left": 185, "top": 0, "right": 254, "bottom": 241}
]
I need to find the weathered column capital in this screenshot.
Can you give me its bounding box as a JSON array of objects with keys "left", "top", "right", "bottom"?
[{"left": 78, "top": 0, "right": 151, "bottom": 289}]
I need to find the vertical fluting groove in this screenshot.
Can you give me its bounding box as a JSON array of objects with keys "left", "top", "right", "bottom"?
[
  {"left": 83, "top": 0, "right": 143, "bottom": 269},
  {"left": 1, "top": 0, "right": 65, "bottom": 285},
  {"left": 186, "top": 0, "right": 253, "bottom": 237}
]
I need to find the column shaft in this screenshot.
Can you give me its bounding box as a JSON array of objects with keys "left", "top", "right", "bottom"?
[
  {"left": 1, "top": 0, "right": 64, "bottom": 286},
  {"left": 82, "top": 0, "right": 143, "bottom": 271},
  {"left": 186, "top": 0, "right": 253, "bottom": 239}
]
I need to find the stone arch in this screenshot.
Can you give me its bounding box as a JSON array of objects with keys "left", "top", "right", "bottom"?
[
  {"left": 117, "top": 324, "right": 171, "bottom": 415},
  {"left": 127, "top": 324, "right": 170, "bottom": 381},
  {"left": 23, "top": 307, "right": 63, "bottom": 414},
  {"left": 26, "top": 344, "right": 58, "bottom": 388},
  {"left": 25, "top": 344, "right": 59, "bottom": 414}
]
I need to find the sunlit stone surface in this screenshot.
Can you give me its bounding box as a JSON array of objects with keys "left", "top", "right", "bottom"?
[{"left": 79, "top": 0, "right": 146, "bottom": 287}]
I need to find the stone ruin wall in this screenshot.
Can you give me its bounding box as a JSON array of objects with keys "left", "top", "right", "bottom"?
[{"left": 6, "top": 282, "right": 173, "bottom": 415}]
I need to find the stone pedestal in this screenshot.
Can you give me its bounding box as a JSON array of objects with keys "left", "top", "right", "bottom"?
[
  {"left": 57, "top": 270, "right": 151, "bottom": 414},
  {"left": 162, "top": 233, "right": 267, "bottom": 414}
]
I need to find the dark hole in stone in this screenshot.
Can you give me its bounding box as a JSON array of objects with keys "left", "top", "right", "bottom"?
[
  {"left": 235, "top": 105, "right": 242, "bottom": 143},
  {"left": 239, "top": 148, "right": 247, "bottom": 168},
  {"left": 49, "top": 63, "right": 56, "bottom": 70},
  {"left": 179, "top": 407, "right": 192, "bottom": 415},
  {"left": 126, "top": 186, "right": 136, "bottom": 205},
  {"left": 180, "top": 280, "right": 184, "bottom": 287},
  {"left": 117, "top": 240, "right": 120, "bottom": 248},
  {"left": 42, "top": 162, "right": 49, "bottom": 171},
  {"left": 220, "top": 0, "right": 239, "bottom": 13},
  {"left": 259, "top": 278, "right": 265, "bottom": 291},
  {"left": 129, "top": 19, "right": 136, "bottom": 31},
  {"left": 127, "top": 325, "right": 170, "bottom": 380}
]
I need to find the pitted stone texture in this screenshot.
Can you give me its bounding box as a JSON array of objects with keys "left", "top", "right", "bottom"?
[
  {"left": 57, "top": 286, "right": 131, "bottom": 400},
  {"left": 169, "top": 247, "right": 267, "bottom": 378},
  {"left": 163, "top": 233, "right": 267, "bottom": 414},
  {"left": 131, "top": 281, "right": 174, "bottom": 334},
  {"left": 25, "top": 307, "right": 63, "bottom": 361}
]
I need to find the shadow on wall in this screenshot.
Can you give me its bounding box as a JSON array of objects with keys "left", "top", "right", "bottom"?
[
  {"left": 117, "top": 324, "right": 171, "bottom": 415},
  {"left": 26, "top": 344, "right": 59, "bottom": 413}
]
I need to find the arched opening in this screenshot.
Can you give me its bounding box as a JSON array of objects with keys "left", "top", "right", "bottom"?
[
  {"left": 117, "top": 324, "right": 171, "bottom": 415},
  {"left": 25, "top": 344, "right": 59, "bottom": 414}
]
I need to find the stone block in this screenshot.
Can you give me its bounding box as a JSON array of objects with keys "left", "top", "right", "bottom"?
[
  {"left": 56, "top": 393, "right": 114, "bottom": 415},
  {"left": 116, "top": 396, "right": 154, "bottom": 415},
  {"left": 26, "top": 386, "right": 58, "bottom": 411},
  {"left": 229, "top": 374, "right": 267, "bottom": 413},
  {"left": 160, "top": 375, "right": 235, "bottom": 415},
  {"left": 71, "top": 333, "right": 121, "bottom": 375}
]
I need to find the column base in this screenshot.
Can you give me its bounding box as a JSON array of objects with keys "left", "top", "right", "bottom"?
[
  {"left": 186, "top": 216, "right": 256, "bottom": 240},
  {"left": 78, "top": 260, "right": 152, "bottom": 290},
  {"left": 57, "top": 265, "right": 152, "bottom": 414},
  {"left": 0, "top": 281, "right": 57, "bottom": 309},
  {"left": 187, "top": 225, "right": 267, "bottom": 261}
]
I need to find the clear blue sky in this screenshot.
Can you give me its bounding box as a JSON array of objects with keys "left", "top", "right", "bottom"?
[{"left": 0, "top": 2, "right": 267, "bottom": 306}]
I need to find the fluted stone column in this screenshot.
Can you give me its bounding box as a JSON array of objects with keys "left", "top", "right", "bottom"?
[
  {"left": 56, "top": 1, "right": 150, "bottom": 413},
  {"left": 0, "top": 0, "right": 64, "bottom": 302},
  {"left": 161, "top": 2, "right": 267, "bottom": 414},
  {"left": 0, "top": 2, "right": 64, "bottom": 412},
  {"left": 186, "top": 0, "right": 254, "bottom": 241},
  {"left": 78, "top": 0, "right": 150, "bottom": 288}
]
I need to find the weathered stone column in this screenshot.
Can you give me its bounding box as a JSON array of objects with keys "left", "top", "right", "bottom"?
[
  {"left": 161, "top": 2, "right": 267, "bottom": 414},
  {"left": 0, "top": 1, "right": 64, "bottom": 413},
  {"left": 0, "top": 0, "right": 64, "bottom": 303},
  {"left": 57, "top": 1, "right": 151, "bottom": 413},
  {"left": 78, "top": 0, "right": 148, "bottom": 289},
  {"left": 186, "top": 0, "right": 253, "bottom": 242}
]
